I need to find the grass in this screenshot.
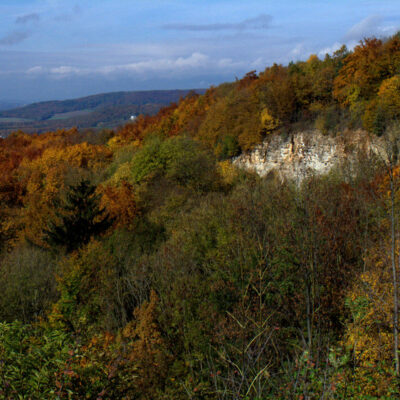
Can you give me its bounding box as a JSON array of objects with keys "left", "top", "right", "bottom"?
[{"left": 49, "top": 109, "right": 93, "bottom": 120}]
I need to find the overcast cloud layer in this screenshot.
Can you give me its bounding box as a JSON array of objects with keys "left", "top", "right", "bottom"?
[{"left": 0, "top": 0, "right": 398, "bottom": 102}]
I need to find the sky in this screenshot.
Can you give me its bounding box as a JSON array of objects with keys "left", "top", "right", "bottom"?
[{"left": 0, "top": 0, "right": 399, "bottom": 103}]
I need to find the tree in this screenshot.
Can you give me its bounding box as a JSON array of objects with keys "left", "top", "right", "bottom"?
[
  {"left": 44, "top": 180, "right": 113, "bottom": 253},
  {"left": 359, "top": 128, "right": 400, "bottom": 377},
  {"left": 333, "top": 38, "right": 387, "bottom": 108},
  {"left": 378, "top": 75, "right": 400, "bottom": 120},
  {"left": 380, "top": 130, "right": 400, "bottom": 376},
  {"left": 121, "top": 290, "right": 169, "bottom": 400}
]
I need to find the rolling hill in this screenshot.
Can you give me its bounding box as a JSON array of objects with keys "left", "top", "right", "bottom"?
[
  {"left": 0, "top": 101, "right": 25, "bottom": 112},
  {"left": 0, "top": 89, "right": 205, "bottom": 136}
]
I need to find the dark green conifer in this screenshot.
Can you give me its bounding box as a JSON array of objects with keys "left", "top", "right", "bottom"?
[{"left": 44, "top": 180, "right": 112, "bottom": 252}]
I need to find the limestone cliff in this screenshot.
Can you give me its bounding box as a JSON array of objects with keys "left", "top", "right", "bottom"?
[{"left": 233, "top": 129, "right": 386, "bottom": 183}]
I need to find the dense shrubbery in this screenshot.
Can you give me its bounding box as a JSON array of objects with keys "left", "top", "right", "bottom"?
[{"left": 2, "top": 34, "right": 400, "bottom": 398}]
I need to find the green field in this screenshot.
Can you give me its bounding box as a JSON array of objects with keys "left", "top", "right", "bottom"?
[
  {"left": 0, "top": 117, "right": 33, "bottom": 123},
  {"left": 49, "top": 109, "right": 93, "bottom": 120}
]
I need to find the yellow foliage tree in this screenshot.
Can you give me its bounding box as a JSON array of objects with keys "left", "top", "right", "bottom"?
[
  {"left": 121, "top": 290, "right": 169, "bottom": 400},
  {"left": 260, "top": 108, "right": 280, "bottom": 132},
  {"left": 341, "top": 165, "right": 400, "bottom": 396},
  {"left": 343, "top": 256, "right": 396, "bottom": 397},
  {"left": 99, "top": 181, "right": 137, "bottom": 230},
  {"left": 16, "top": 143, "right": 112, "bottom": 246},
  {"left": 378, "top": 75, "right": 400, "bottom": 120}
]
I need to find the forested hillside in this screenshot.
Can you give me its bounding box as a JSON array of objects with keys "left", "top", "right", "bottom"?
[
  {"left": 0, "top": 89, "right": 205, "bottom": 136},
  {"left": 1, "top": 34, "right": 400, "bottom": 399}
]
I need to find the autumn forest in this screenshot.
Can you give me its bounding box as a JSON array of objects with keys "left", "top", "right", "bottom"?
[{"left": 2, "top": 34, "right": 400, "bottom": 399}]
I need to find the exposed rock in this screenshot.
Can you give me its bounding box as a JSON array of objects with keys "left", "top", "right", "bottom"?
[{"left": 233, "top": 129, "right": 385, "bottom": 183}]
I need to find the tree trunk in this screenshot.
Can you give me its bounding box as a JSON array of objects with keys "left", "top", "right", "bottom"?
[{"left": 390, "top": 168, "right": 399, "bottom": 375}]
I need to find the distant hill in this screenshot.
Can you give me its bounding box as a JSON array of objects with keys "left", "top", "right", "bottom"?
[
  {"left": 0, "top": 89, "right": 205, "bottom": 136},
  {"left": 0, "top": 101, "right": 25, "bottom": 112}
]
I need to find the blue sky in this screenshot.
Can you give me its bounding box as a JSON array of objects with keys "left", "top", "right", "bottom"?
[{"left": 0, "top": 0, "right": 399, "bottom": 102}]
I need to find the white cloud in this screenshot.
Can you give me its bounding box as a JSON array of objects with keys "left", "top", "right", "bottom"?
[
  {"left": 344, "top": 15, "right": 384, "bottom": 42},
  {"left": 98, "top": 52, "right": 209, "bottom": 75},
  {"left": 318, "top": 16, "right": 399, "bottom": 61},
  {"left": 217, "top": 58, "right": 234, "bottom": 68},
  {"left": 50, "top": 65, "right": 82, "bottom": 75},
  {"left": 290, "top": 43, "right": 306, "bottom": 59},
  {"left": 174, "top": 52, "right": 209, "bottom": 68},
  {"left": 23, "top": 53, "right": 210, "bottom": 79},
  {"left": 250, "top": 57, "right": 266, "bottom": 69},
  {"left": 318, "top": 42, "right": 342, "bottom": 57},
  {"left": 380, "top": 25, "right": 398, "bottom": 36},
  {"left": 26, "top": 66, "right": 45, "bottom": 74},
  {"left": 22, "top": 51, "right": 268, "bottom": 81}
]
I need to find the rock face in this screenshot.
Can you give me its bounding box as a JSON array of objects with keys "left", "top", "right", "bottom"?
[{"left": 233, "top": 129, "right": 384, "bottom": 183}]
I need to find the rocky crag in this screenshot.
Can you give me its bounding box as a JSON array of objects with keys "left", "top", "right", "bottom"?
[{"left": 233, "top": 129, "right": 387, "bottom": 183}]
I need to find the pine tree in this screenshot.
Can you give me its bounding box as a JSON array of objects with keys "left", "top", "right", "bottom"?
[{"left": 44, "top": 180, "right": 112, "bottom": 252}]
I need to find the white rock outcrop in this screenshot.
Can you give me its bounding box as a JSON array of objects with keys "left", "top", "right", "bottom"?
[{"left": 233, "top": 130, "right": 385, "bottom": 183}]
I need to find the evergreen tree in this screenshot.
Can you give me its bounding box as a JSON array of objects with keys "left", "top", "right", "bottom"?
[{"left": 44, "top": 180, "right": 112, "bottom": 252}]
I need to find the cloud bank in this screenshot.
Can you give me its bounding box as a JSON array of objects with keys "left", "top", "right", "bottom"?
[
  {"left": 15, "top": 13, "right": 40, "bottom": 24},
  {"left": 22, "top": 51, "right": 259, "bottom": 81},
  {"left": 164, "top": 14, "right": 272, "bottom": 32},
  {"left": 343, "top": 15, "right": 398, "bottom": 42},
  {"left": 0, "top": 31, "right": 30, "bottom": 46}
]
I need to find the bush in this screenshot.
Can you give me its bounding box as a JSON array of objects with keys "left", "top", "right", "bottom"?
[
  {"left": 0, "top": 321, "right": 71, "bottom": 398},
  {"left": 217, "top": 135, "right": 241, "bottom": 159},
  {"left": 0, "top": 243, "right": 58, "bottom": 323},
  {"left": 130, "top": 136, "right": 219, "bottom": 192}
]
